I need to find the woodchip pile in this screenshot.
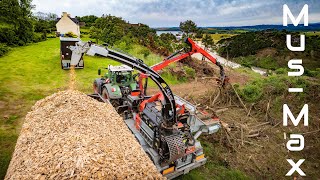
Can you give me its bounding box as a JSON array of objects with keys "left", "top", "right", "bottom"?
[{"left": 5, "top": 90, "right": 163, "bottom": 179}]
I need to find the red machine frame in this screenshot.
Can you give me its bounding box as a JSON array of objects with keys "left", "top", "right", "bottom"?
[{"left": 138, "top": 38, "right": 226, "bottom": 94}]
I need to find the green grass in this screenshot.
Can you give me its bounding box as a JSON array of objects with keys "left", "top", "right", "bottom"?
[
  {"left": 0, "top": 37, "right": 250, "bottom": 179},
  {"left": 0, "top": 37, "right": 178, "bottom": 179},
  {"left": 209, "top": 34, "right": 236, "bottom": 43},
  {"left": 304, "top": 31, "right": 320, "bottom": 37},
  {"left": 233, "top": 56, "right": 279, "bottom": 70},
  {"left": 0, "top": 38, "right": 68, "bottom": 179},
  {"left": 177, "top": 140, "right": 250, "bottom": 180}
]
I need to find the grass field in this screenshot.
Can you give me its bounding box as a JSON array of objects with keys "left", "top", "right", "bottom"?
[
  {"left": 305, "top": 31, "right": 320, "bottom": 36},
  {"left": 0, "top": 37, "right": 178, "bottom": 179},
  {"left": 0, "top": 37, "right": 250, "bottom": 179},
  {"left": 209, "top": 34, "right": 237, "bottom": 43}
]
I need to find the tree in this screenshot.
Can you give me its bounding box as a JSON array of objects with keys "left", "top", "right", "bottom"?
[
  {"left": 179, "top": 20, "right": 197, "bottom": 37},
  {"left": 92, "top": 15, "right": 127, "bottom": 45},
  {"left": 202, "top": 34, "right": 214, "bottom": 49},
  {"left": 202, "top": 34, "right": 214, "bottom": 60},
  {"left": 159, "top": 33, "right": 176, "bottom": 52},
  {"left": 128, "top": 24, "right": 157, "bottom": 46},
  {"left": 89, "top": 26, "right": 102, "bottom": 44},
  {"left": 195, "top": 28, "right": 203, "bottom": 39},
  {"left": 78, "top": 15, "right": 98, "bottom": 27},
  {"left": 0, "top": 0, "right": 35, "bottom": 45},
  {"left": 159, "top": 33, "right": 176, "bottom": 42},
  {"left": 34, "top": 19, "right": 49, "bottom": 32},
  {"left": 34, "top": 11, "right": 57, "bottom": 21}
]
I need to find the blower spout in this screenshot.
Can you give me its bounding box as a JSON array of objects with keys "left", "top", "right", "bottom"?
[{"left": 69, "top": 41, "right": 91, "bottom": 66}]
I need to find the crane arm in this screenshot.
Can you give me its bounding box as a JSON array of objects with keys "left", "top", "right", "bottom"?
[
  {"left": 184, "top": 38, "right": 225, "bottom": 82},
  {"left": 69, "top": 41, "right": 177, "bottom": 127},
  {"left": 153, "top": 38, "right": 225, "bottom": 80},
  {"left": 139, "top": 38, "right": 226, "bottom": 94}
]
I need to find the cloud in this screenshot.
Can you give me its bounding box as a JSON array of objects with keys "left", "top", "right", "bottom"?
[{"left": 32, "top": 0, "right": 320, "bottom": 27}]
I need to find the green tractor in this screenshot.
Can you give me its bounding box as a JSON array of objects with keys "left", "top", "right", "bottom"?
[{"left": 93, "top": 65, "right": 138, "bottom": 106}]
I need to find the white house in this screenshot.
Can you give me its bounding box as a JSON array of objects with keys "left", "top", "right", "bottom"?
[{"left": 56, "top": 12, "right": 80, "bottom": 37}]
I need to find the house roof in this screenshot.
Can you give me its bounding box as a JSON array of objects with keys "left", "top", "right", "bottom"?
[{"left": 56, "top": 17, "right": 79, "bottom": 25}]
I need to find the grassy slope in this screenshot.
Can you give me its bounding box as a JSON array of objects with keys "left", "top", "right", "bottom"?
[
  {"left": 209, "top": 34, "right": 236, "bottom": 43},
  {"left": 0, "top": 37, "right": 251, "bottom": 179},
  {"left": 179, "top": 139, "right": 250, "bottom": 180},
  {"left": 305, "top": 31, "right": 320, "bottom": 36},
  {"left": 0, "top": 38, "right": 67, "bottom": 178},
  {"left": 218, "top": 31, "right": 320, "bottom": 71},
  {"left": 0, "top": 37, "right": 177, "bottom": 179}
]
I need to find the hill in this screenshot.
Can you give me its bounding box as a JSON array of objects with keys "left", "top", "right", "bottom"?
[
  {"left": 154, "top": 23, "right": 320, "bottom": 32},
  {"left": 217, "top": 30, "right": 320, "bottom": 72},
  {"left": 207, "top": 23, "right": 320, "bottom": 32}
]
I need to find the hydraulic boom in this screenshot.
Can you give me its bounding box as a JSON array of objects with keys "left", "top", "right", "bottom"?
[{"left": 139, "top": 38, "right": 226, "bottom": 94}]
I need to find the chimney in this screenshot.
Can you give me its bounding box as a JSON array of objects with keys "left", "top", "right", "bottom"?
[{"left": 62, "top": 12, "right": 68, "bottom": 17}]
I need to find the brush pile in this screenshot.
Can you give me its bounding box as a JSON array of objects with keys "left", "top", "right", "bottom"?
[{"left": 5, "top": 90, "right": 163, "bottom": 179}]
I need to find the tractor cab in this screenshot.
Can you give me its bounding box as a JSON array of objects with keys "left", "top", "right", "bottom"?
[
  {"left": 106, "top": 65, "right": 134, "bottom": 87},
  {"left": 94, "top": 65, "right": 138, "bottom": 104}
]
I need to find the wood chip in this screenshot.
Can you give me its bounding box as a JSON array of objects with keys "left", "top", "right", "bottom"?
[{"left": 5, "top": 90, "right": 164, "bottom": 179}]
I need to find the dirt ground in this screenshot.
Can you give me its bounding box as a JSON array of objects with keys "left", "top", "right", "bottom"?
[
  {"left": 148, "top": 79, "right": 217, "bottom": 97},
  {"left": 150, "top": 67, "right": 320, "bottom": 179}
]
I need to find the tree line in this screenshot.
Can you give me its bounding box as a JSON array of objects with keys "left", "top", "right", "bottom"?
[
  {"left": 0, "top": 0, "right": 58, "bottom": 56},
  {"left": 76, "top": 16, "right": 215, "bottom": 56},
  {"left": 87, "top": 15, "right": 177, "bottom": 56},
  {"left": 0, "top": 0, "right": 213, "bottom": 57},
  {"left": 218, "top": 30, "right": 320, "bottom": 71}
]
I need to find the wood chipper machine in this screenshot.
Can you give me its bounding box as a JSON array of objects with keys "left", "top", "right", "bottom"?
[
  {"left": 60, "top": 37, "right": 84, "bottom": 69},
  {"left": 69, "top": 40, "right": 225, "bottom": 179}
]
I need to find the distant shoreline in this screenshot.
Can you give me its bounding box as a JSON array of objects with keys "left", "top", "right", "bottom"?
[{"left": 153, "top": 22, "right": 320, "bottom": 32}]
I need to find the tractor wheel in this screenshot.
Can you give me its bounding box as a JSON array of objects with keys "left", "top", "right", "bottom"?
[
  {"left": 93, "top": 81, "right": 99, "bottom": 94},
  {"left": 102, "top": 87, "right": 121, "bottom": 110},
  {"left": 101, "top": 88, "right": 110, "bottom": 101}
]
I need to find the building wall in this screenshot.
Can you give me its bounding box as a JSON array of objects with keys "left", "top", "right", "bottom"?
[{"left": 56, "top": 15, "right": 80, "bottom": 37}]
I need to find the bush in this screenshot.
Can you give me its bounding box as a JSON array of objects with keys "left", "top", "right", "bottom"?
[
  {"left": 256, "top": 56, "right": 278, "bottom": 70},
  {"left": 139, "top": 49, "right": 150, "bottom": 58},
  {"left": 238, "top": 74, "right": 311, "bottom": 104},
  {"left": 234, "top": 56, "right": 255, "bottom": 68},
  {"left": 304, "top": 69, "right": 320, "bottom": 77},
  {"left": 0, "top": 43, "right": 10, "bottom": 57},
  {"left": 47, "top": 34, "right": 56, "bottom": 38},
  {"left": 32, "top": 33, "right": 46, "bottom": 43},
  {"left": 80, "top": 30, "right": 89, "bottom": 35},
  {"left": 240, "top": 84, "right": 263, "bottom": 102},
  {"left": 17, "top": 40, "right": 25, "bottom": 46},
  {"left": 183, "top": 66, "right": 196, "bottom": 78},
  {"left": 263, "top": 76, "right": 287, "bottom": 95},
  {"left": 275, "top": 68, "right": 287, "bottom": 74},
  {"left": 0, "top": 27, "right": 17, "bottom": 45},
  {"left": 115, "top": 41, "right": 131, "bottom": 51},
  {"left": 65, "top": 32, "right": 78, "bottom": 38}
]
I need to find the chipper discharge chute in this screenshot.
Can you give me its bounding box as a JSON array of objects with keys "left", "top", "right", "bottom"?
[{"left": 60, "top": 37, "right": 84, "bottom": 69}]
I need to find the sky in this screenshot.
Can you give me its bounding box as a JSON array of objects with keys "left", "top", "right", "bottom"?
[{"left": 32, "top": 0, "right": 320, "bottom": 27}]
